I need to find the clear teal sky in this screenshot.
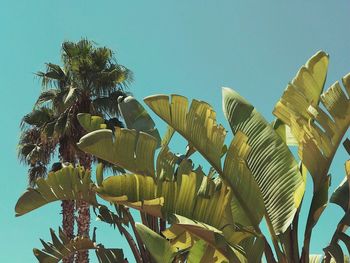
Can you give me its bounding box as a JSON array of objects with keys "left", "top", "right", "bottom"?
[{"left": 1, "top": 0, "right": 350, "bottom": 262}]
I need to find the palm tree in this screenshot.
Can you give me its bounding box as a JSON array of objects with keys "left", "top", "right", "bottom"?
[
  {"left": 18, "top": 39, "right": 132, "bottom": 263},
  {"left": 19, "top": 107, "right": 77, "bottom": 263}
]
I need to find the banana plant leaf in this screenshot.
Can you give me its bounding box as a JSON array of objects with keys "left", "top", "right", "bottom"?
[
  {"left": 33, "top": 228, "right": 124, "bottom": 263},
  {"left": 93, "top": 170, "right": 232, "bottom": 231},
  {"left": 77, "top": 113, "right": 106, "bottom": 132},
  {"left": 135, "top": 223, "right": 177, "bottom": 263},
  {"left": 162, "top": 224, "right": 194, "bottom": 251},
  {"left": 15, "top": 165, "right": 97, "bottom": 216},
  {"left": 186, "top": 239, "right": 229, "bottom": 263},
  {"left": 156, "top": 126, "right": 177, "bottom": 181},
  {"left": 168, "top": 214, "right": 247, "bottom": 263},
  {"left": 238, "top": 236, "right": 264, "bottom": 263},
  {"left": 169, "top": 214, "right": 227, "bottom": 249},
  {"left": 222, "top": 87, "right": 305, "bottom": 234},
  {"left": 136, "top": 221, "right": 245, "bottom": 263},
  {"left": 118, "top": 95, "right": 161, "bottom": 147},
  {"left": 273, "top": 51, "right": 350, "bottom": 191},
  {"left": 273, "top": 51, "right": 350, "bottom": 247},
  {"left": 144, "top": 95, "right": 226, "bottom": 172},
  {"left": 224, "top": 131, "right": 264, "bottom": 229},
  {"left": 77, "top": 128, "right": 157, "bottom": 177}
]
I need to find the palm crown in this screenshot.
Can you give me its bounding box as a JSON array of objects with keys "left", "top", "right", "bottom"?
[{"left": 19, "top": 39, "right": 132, "bottom": 186}]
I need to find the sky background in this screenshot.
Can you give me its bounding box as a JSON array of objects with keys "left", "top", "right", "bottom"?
[{"left": 1, "top": 0, "right": 350, "bottom": 262}]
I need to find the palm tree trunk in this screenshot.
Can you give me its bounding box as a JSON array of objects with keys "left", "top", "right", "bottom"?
[
  {"left": 75, "top": 154, "right": 91, "bottom": 263},
  {"left": 76, "top": 200, "right": 90, "bottom": 263},
  {"left": 60, "top": 140, "right": 76, "bottom": 263},
  {"left": 62, "top": 200, "right": 75, "bottom": 263}
]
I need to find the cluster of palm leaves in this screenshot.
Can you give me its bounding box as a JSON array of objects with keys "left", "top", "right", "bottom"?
[
  {"left": 16, "top": 50, "right": 350, "bottom": 263},
  {"left": 18, "top": 39, "right": 132, "bottom": 263}
]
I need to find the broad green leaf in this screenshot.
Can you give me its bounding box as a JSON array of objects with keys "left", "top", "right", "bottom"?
[
  {"left": 224, "top": 131, "right": 264, "bottom": 228},
  {"left": 156, "top": 144, "right": 178, "bottom": 181},
  {"left": 169, "top": 214, "right": 226, "bottom": 249},
  {"left": 118, "top": 95, "right": 161, "bottom": 146},
  {"left": 77, "top": 113, "right": 106, "bottom": 132},
  {"left": 222, "top": 87, "right": 304, "bottom": 234},
  {"left": 33, "top": 228, "right": 124, "bottom": 263},
  {"left": 144, "top": 95, "right": 227, "bottom": 172},
  {"left": 95, "top": 171, "right": 232, "bottom": 229},
  {"left": 273, "top": 51, "right": 350, "bottom": 191},
  {"left": 187, "top": 240, "right": 211, "bottom": 263},
  {"left": 156, "top": 126, "right": 177, "bottom": 181},
  {"left": 187, "top": 239, "right": 229, "bottom": 263},
  {"left": 162, "top": 224, "right": 194, "bottom": 250},
  {"left": 169, "top": 214, "right": 247, "bottom": 262},
  {"left": 77, "top": 128, "right": 157, "bottom": 177},
  {"left": 239, "top": 237, "right": 264, "bottom": 263},
  {"left": 96, "top": 173, "right": 162, "bottom": 217},
  {"left": 96, "top": 162, "right": 104, "bottom": 186},
  {"left": 274, "top": 51, "right": 329, "bottom": 125},
  {"left": 15, "top": 165, "right": 97, "bottom": 216},
  {"left": 135, "top": 223, "right": 177, "bottom": 263},
  {"left": 161, "top": 125, "right": 175, "bottom": 147}
]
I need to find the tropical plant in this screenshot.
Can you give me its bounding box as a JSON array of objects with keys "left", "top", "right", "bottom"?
[
  {"left": 18, "top": 39, "right": 132, "bottom": 263},
  {"left": 16, "top": 51, "right": 350, "bottom": 262}
]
